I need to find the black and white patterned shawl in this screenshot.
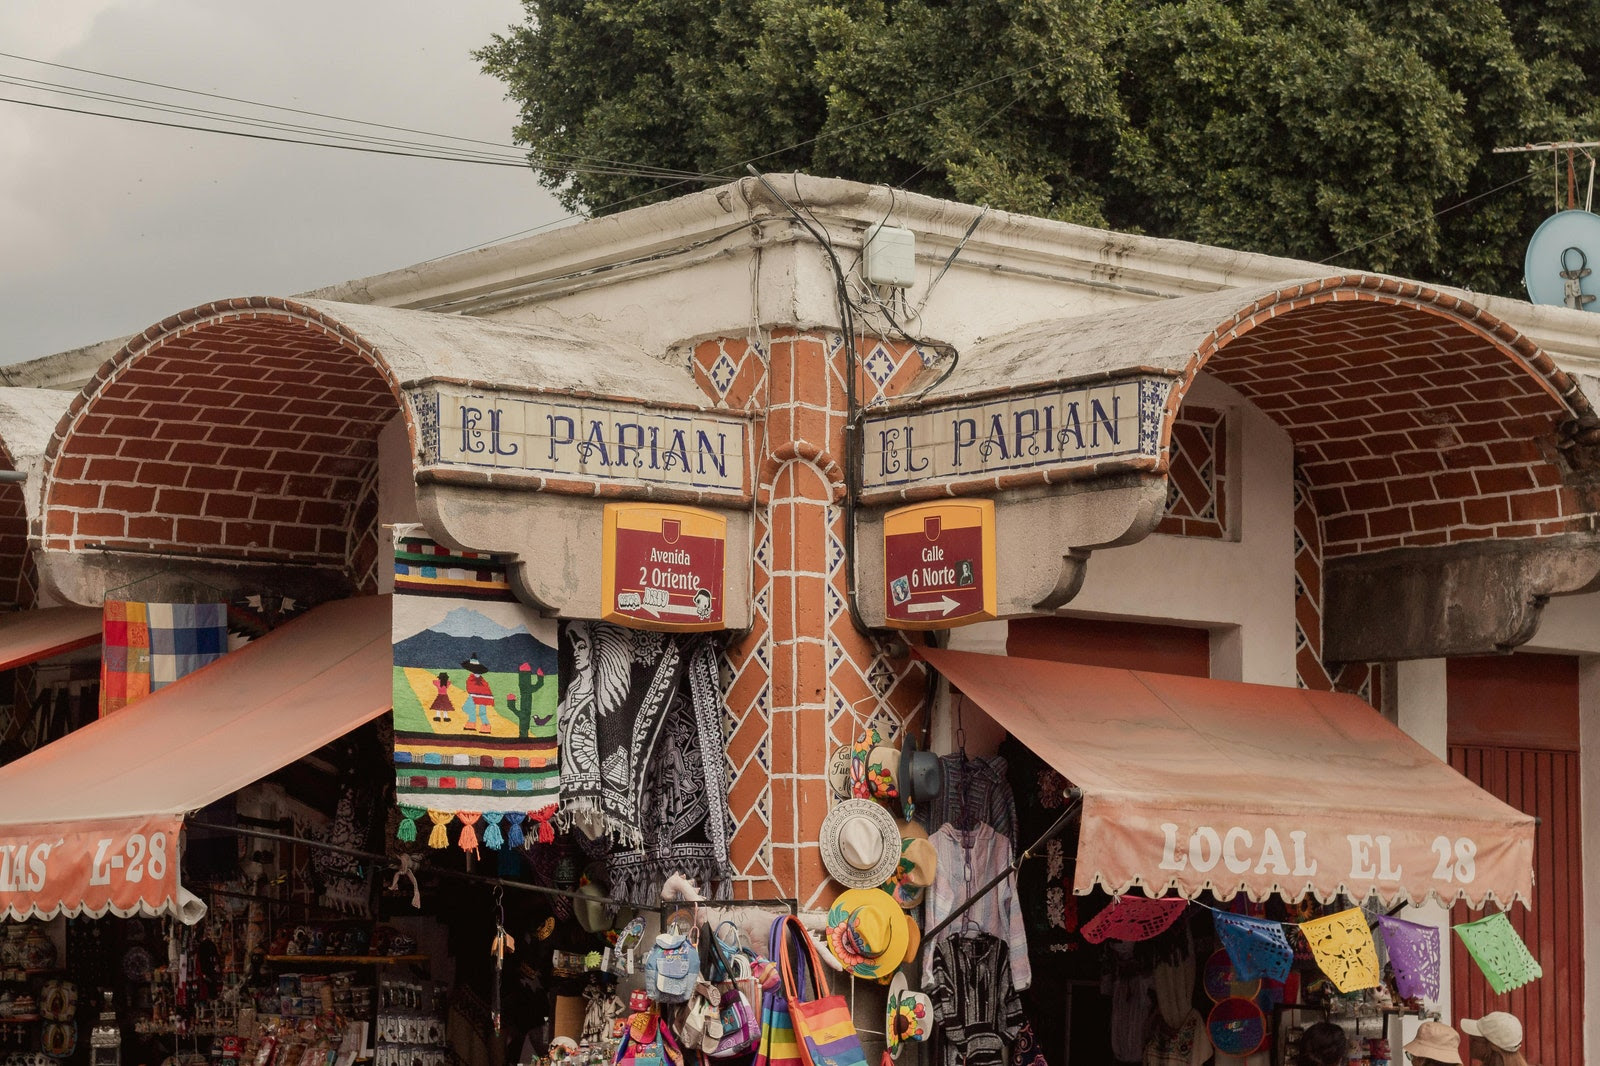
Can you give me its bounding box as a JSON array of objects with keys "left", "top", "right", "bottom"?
[
  {"left": 559, "top": 621, "right": 703, "bottom": 850},
  {"left": 605, "top": 637, "right": 734, "bottom": 904}
]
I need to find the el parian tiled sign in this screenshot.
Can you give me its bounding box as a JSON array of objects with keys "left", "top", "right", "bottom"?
[
  {"left": 861, "top": 375, "right": 1171, "bottom": 491},
  {"left": 416, "top": 386, "right": 749, "bottom": 494}
]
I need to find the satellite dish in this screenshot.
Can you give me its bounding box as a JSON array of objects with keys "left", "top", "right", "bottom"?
[{"left": 1524, "top": 209, "right": 1600, "bottom": 311}]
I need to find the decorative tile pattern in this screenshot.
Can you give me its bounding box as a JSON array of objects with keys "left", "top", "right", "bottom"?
[
  {"left": 1293, "top": 474, "right": 1384, "bottom": 710},
  {"left": 1157, "top": 406, "right": 1229, "bottom": 539},
  {"left": 863, "top": 344, "right": 897, "bottom": 388},
  {"left": 1139, "top": 378, "right": 1173, "bottom": 455}
]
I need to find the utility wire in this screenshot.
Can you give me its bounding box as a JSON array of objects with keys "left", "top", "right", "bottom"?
[
  {"left": 0, "top": 72, "right": 532, "bottom": 164},
  {"left": 425, "top": 58, "right": 1056, "bottom": 259},
  {"left": 0, "top": 49, "right": 711, "bottom": 180},
  {"left": 0, "top": 94, "right": 545, "bottom": 167},
  {"left": 1318, "top": 157, "right": 1558, "bottom": 266}
]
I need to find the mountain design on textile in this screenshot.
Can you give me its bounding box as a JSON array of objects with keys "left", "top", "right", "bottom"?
[
  {"left": 393, "top": 608, "right": 557, "bottom": 674},
  {"left": 432, "top": 607, "right": 528, "bottom": 641}
]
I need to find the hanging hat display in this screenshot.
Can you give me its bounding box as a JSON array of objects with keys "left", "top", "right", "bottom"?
[
  {"left": 897, "top": 733, "right": 941, "bottom": 807},
  {"left": 820, "top": 798, "right": 903, "bottom": 889},
  {"left": 884, "top": 972, "right": 932, "bottom": 1057},
  {"left": 880, "top": 820, "right": 938, "bottom": 909},
  {"left": 825, "top": 887, "right": 911, "bottom": 980}
]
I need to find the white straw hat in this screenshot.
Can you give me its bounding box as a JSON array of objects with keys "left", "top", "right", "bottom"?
[{"left": 819, "top": 799, "right": 902, "bottom": 888}]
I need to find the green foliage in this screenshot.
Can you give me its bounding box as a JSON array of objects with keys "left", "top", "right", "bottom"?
[{"left": 476, "top": 0, "right": 1600, "bottom": 297}]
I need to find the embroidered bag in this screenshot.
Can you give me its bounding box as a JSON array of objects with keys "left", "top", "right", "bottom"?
[
  {"left": 753, "top": 918, "right": 807, "bottom": 1066},
  {"left": 645, "top": 934, "right": 700, "bottom": 1004},
  {"left": 699, "top": 922, "right": 761, "bottom": 1058},
  {"left": 777, "top": 915, "right": 869, "bottom": 1066}
]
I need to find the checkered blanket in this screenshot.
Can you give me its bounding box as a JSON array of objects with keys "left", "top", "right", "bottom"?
[{"left": 99, "top": 601, "right": 229, "bottom": 716}]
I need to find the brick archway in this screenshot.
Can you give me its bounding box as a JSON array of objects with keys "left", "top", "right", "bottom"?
[
  {"left": 38, "top": 298, "right": 408, "bottom": 589},
  {"left": 0, "top": 444, "right": 35, "bottom": 611},
  {"left": 1173, "top": 276, "right": 1595, "bottom": 559}
]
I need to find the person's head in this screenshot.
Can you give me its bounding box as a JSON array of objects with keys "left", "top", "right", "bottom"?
[
  {"left": 1404, "top": 1021, "right": 1463, "bottom": 1066},
  {"left": 1461, "top": 1013, "right": 1522, "bottom": 1059},
  {"left": 1301, "top": 1022, "right": 1349, "bottom": 1066},
  {"left": 438, "top": 671, "right": 449, "bottom": 683}
]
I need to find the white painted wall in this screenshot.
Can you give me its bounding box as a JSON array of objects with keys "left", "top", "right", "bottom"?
[
  {"left": 1391, "top": 659, "right": 1454, "bottom": 1040},
  {"left": 1061, "top": 376, "right": 1298, "bottom": 685}
]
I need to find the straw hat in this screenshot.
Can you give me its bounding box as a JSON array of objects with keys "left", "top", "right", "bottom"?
[
  {"left": 1403, "top": 1022, "right": 1463, "bottom": 1064},
  {"left": 825, "top": 888, "right": 910, "bottom": 980},
  {"left": 1461, "top": 1013, "right": 1522, "bottom": 1052},
  {"left": 573, "top": 881, "right": 633, "bottom": 935},
  {"left": 880, "top": 820, "right": 938, "bottom": 909},
  {"left": 820, "top": 799, "right": 902, "bottom": 888},
  {"left": 884, "top": 972, "right": 932, "bottom": 1057}
]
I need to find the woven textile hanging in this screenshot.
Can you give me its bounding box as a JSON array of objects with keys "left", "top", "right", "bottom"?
[
  {"left": 391, "top": 534, "right": 559, "bottom": 850},
  {"left": 100, "top": 601, "right": 228, "bottom": 716}
]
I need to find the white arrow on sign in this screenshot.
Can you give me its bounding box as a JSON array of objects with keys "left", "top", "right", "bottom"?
[
  {"left": 906, "top": 595, "right": 960, "bottom": 616},
  {"left": 642, "top": 601, "right": 702, "bottom": 618}
]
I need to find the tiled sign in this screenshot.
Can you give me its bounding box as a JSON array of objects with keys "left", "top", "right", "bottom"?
[
  {"left": 861, "top": 375, "right": 1171, "bottom": 491},
  {"left": 416, "top": 387, "right": 748, "bottom": 494}
]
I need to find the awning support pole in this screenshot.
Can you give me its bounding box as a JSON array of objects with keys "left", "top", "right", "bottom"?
[
  {"left": 188, "top": 819, "right": 672, "bottom": 913},
  {"left": 923, "top": 791, "right": 1082, "bottom": 942}
]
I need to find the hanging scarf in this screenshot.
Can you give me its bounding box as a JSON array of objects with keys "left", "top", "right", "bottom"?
[
  {"left": 605, "top": 637, "right": 735, "bottom": 904},
  {"left": 558, "top": 621, "right": 690, "bottom": 847}
]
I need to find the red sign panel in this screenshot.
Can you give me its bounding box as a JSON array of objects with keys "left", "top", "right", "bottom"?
[
  {"left": 603, "top": 505, "right": 727, "bottom": 631},
  {"left": 883, "top": 501, "right": 996, "bottom": 629},
  {"left": 0, "top": 814, "right": 184, "bottom": 921}
]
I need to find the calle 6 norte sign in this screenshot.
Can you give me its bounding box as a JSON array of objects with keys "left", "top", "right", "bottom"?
[
  {"left": 861, "top": 375, "right": 1170, "bottom": 491},
  {"left": 882, "top": 500, "right": 997, "bottom": 630}
]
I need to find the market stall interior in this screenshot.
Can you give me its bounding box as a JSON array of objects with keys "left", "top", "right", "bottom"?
[
  {"left": 894, "top": 646, "right": 1542, "bottom": 1066},
  {"left": 0, "top": 581, "right": 1545, "bottom": 1066}
]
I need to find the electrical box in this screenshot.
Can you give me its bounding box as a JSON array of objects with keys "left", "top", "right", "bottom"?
[{"left": 863, "top": 224, "right": 916, "bottom": 288}]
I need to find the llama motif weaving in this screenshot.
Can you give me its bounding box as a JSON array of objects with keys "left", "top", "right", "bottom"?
[{"left": 391, "top": 534, "right": 559, "bottom": 850}]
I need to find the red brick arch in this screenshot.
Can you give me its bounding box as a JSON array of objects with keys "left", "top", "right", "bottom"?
[
  {"left": 0, "top": 440, "right": 36, "bottom": 610},
  {"left": 1173, "top": 276, "right": 1594, "bottom": 557},
  {"left": 38, "top": 298, "right": 409, "bottom": 582}
]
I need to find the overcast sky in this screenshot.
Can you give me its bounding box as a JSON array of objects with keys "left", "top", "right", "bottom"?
[{"left": 0, "top": 0, "right": 569, "bottom": 365}]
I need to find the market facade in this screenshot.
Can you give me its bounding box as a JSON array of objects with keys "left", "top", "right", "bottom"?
[{"left": 0, "top": 175, "right": 1592, "bottom": 1066}]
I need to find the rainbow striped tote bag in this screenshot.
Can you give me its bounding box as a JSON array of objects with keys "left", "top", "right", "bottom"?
[
  {"left": 754, "top": 916, "right": 807, "bottom": 1066},
  {"left": 777, "top": 915, "right": 869, "bottom": 1066}
]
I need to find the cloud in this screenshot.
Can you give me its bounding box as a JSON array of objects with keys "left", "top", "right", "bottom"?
[{"left": 0, "top": 0, "right": 568, "bottom": 364}]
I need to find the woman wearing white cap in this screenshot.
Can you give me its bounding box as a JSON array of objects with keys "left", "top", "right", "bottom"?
[{"left": 1461, "top": 1012, "right": 1533, "bottom": 1066}]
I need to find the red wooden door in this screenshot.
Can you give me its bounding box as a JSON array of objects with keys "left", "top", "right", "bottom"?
[{"left": 1447, "top": 654, "right": 1584, "bottom": 1066}]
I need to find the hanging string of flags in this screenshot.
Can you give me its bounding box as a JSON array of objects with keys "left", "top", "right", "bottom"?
[{"left": 1080, "top": 895, "right": 1542, "bottom": 997}]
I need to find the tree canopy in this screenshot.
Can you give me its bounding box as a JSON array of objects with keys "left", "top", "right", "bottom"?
[{"left": 477, "top": 0, "right": 1600, "bottom": 297}]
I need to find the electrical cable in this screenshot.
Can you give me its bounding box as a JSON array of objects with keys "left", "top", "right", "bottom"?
[
  {"left": 1317, "top": 157, "right": 1558, "bottom": 266},
  {"left": 0, "top": 49, "right": 713, "bottom": 180},
  {"left": 427, "top": 58, "right": 1061, "bottom": 260},
  {"left": 746, "top": 165, "right": 875, "bottom": 637}
]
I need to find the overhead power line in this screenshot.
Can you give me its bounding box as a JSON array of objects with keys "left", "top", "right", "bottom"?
[{"left": 0, "top": 49, "right": 712, "bottom": 180}]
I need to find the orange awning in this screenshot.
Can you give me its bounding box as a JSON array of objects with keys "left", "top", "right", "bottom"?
[
  {"left": 0, "top": 595, "right": 392, "bottom": 921},
  {"left": 0, "top": 605, "right": 101, "bottom": 670},
  {"left": 916, "top": 648, "right": 1535, "bottom": 909}
]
